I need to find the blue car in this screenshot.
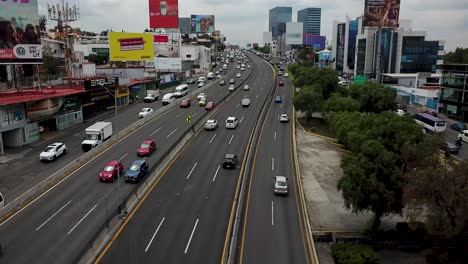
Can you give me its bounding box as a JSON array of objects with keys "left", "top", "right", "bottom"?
[
  {"left": 275, "top": 96, "right": 282, "bottom": 103},
  {"left": 450, "top": 123, "right": 466, "bottom": 132},
  {"left": 125, "top": 160, "right": 148, "bottom": 183}
]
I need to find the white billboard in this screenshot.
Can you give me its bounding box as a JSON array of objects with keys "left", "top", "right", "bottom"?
[
  {"left": 153, "top": 33, "right": 182, "bottom": 71},
  {"left": 263, "top": 32, "right": 272, "bottom": 45},
  {"left": 286, "top": 22, "right": 303, "bottom": 45}
]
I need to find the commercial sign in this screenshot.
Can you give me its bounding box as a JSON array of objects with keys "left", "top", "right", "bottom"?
[
  {"left": 26, "top": 98, "right": 59, "bottom": 122},
  {"left": 149, "top": 0, "right": 179, "bottom": 29},
  {"left": 336, "top": 23, "right": 346, "bottom": 72},
  {"left": 0, "top": 0, "right": 42, "bottom": 64},
  {"left": 191, "top": 15, "right": 215, "bottom": 33},
  {"left": 285, "top": 22, "right": 303, "bottom": 45},
  {"left": 363, "top": 0, "right": 400, "bottom": 28},
  {"left": 303, "top": 34, "right": 326, "bottom": 50},
  {"left": 84, "top": 77, "right": 119, "bottom": 90},
  {"left": 153, "top": 33, "right": 182, "bottom": 71},
  {"left": 116, "top": 86, "right": 130, "bottom": 98},
  {"left": 109, "top": 32, "right": 154, "bottom": 61}
]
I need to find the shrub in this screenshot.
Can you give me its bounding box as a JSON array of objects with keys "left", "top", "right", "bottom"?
[{"left": 331, "top": 243, "right": 381, "bottom": 264}]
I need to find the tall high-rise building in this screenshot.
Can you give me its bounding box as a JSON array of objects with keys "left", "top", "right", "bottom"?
[
  {"left": 269, "top": 7, "right": 292, "bottom": 38},
  {"left": 297, "top": 8, "right": 321, "bottom": 35}
]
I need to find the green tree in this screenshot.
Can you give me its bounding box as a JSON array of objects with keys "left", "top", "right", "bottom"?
[
  {"left": 323, "top": 94, "right": 360, "bottom": 113},
  {"left": 348, "top": 82, "right": 396, "bottom": 113},
  {"left": 293, "top": 85, "right": 324, "bottom": 121},
  {"left": 42, "top": 45, "right": 57, "bottom": 75},
  {"left": 445, "top": 47, "right": 468, "bottom": 64}
]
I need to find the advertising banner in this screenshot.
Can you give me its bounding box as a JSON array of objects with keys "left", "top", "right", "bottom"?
[
  {"left": 364, "top": 0, "right": 400, "bottom": 28},
  {"left": 191, "top": 15, "right": 215, "bottom": 33},
  {"left": 336, "top": 23, "right": 346, "bottom": 72},
  {"left": 0, "top": 0, "right": 42, "bottom": 64},
  {"left": 285, "top": 22, "right": 303, "bottom": 45},
  {"left": 149, "top": 0, "right": 179, "bottom": 29},
  {"left": 109, "top": 32, "right": 154, "bottom": 61},
  {"left": 153, "top": 33, "right": 182, "bottom": 71},
  {"left": 303, "top": 34, "right": 326, "bottom": 50}
]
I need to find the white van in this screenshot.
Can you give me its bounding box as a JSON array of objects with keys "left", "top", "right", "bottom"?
[
  {"left": 207, "top": 72, "right": 215, "bottom": 80},
  {"left": 162, "top": 93, "right": 175, "bottom": 106},
  {"left": 174, "top": 84, "right": 189, "bottom": 98}
]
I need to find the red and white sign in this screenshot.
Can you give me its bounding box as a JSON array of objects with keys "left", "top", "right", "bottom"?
[
  {"left": 149, "top": 0, "right": 179, "bottom": 29},
  {"left": 119, "top": 38, "right": 144, "bottom": 51}
]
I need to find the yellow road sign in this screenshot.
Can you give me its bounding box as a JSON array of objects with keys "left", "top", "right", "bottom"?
[{"left": 186, "top": 116, "right": 192, "bottom": 123}]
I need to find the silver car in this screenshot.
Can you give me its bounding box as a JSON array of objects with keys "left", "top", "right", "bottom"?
[{"left": 273, "top": 176, "right": 288, "bottom": 195}]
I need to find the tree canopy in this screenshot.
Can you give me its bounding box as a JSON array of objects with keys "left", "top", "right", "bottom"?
[
  {"left": 348, "top": 82, "right": 397, "bottom": 113},
  {"left": 293, "top": 84, "right": 324, "bottom": 119},
  {"left": 444, "top": 47, "right": 468, "bottom": 64},
  {"left": 323, "top": 93, "right": 360, "bottom": 113}
]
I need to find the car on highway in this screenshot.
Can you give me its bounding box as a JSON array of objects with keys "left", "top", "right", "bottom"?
[
  {"left": 280, "top": 114, "right": 289, "bottom": 123},
  {"left": 198, "top": 82, "right": 205, "bottom": 88},
  {"left": 198, "top": 76, "right": 206, "bottom": 83},
  {"left": 216, "top": 74, "right": 221, "bottom": 79},
  {"left": 219, "top": 68, "right": 223, "bottom": 73},
  {"left": 275, "top": 96, "right": 282, "bottom": 103},
  {"left": 240, "top": 67, "right": 245, "bottom": 71},
  {"left": 459, "top": 130, "right": 468, "bottom": 142},
  {"left": 204, "top": 119, "right": 218, "bottom": 130},
  {"left": 223, "top": 64, "right": 228, "bottom": 69},
  {"left": 236, "top": 65, "right": 241, "bottom": 69},
  {"left": 228, "top": 84, "right": 235, "bottom": 92},
  {"left": 278, "top": 71, "right": 283, "bottom": 76},
  {"left": 39, "top": 142, "right": 67, "bottom": 161},
  {"left": 220, "top": 80, "right": 226, "bottom": 86},
  {"left": 243, "top": 84, "right": 250, "bottom": 91},
  {"left": 99, "top": 160, "right": 124, "bottom": 182},
  {"left": 222, "top": 154, "right": 238, "bottom": 169},
  {"left": 138, "top": 108, "right": 154, "bottom": 118},
  {"left": 199, "top": 97, "right": 208, "bottom": 106},
  {"left": 215, "top": 71, "right": 219, "bottom": 75},
  {"left": 273, "top": 176, "right": 288, "bottom": 196},
  {"left": 225, "top": 117, "right": 239, "bottom": 129},
  {"left": 229, "top": 78, "right": 235, "bottom": 84},
  {"left": 236, "top": 73, "right": 242, "bottom": 78},
  {"left": 197, "top": 93, "right": 207, "bottom": 100},
  {"left": 451, "top": 123, "right": 467, "bottom": 132},
  {"left": 279, "top": 80, "right": 285, "bottom": 86},
  {"left": 137, "top": 140, "right": 157, "bottom": 156},
  {"left": 187, "top": 78, "right": 195, "bottom": 84},
  {"left": 180, "top": 99, "right": 191, "bottom": 108},
  {"left": 205, "top": 101, "right": 216, "bottom": 111},
  {"left": 241, "top": 98, "right": 251, "bottom": 107},
  {"left": 247, "top": 65, "right": 251, "bottom": 69},
  {"left": 284, "top": 73, "right": 289, "bottom": 77},
  {"left": 125, "top": 159, "right": 148, "bottom": 183}
]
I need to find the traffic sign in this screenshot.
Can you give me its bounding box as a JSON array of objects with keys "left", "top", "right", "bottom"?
[{"left": 186, "top": 116, "right": 192, "bottom": 123}]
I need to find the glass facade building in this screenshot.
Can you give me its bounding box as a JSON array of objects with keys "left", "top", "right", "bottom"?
[
  {"left": 269, "top": 7, "right": 292, "bottom": 38},
  {"left": 400, "top": 36, "right": 439, "bottom": 73},
  {"left": 297, "top": 8, "right": 321, "bottom": 35},
  {"left": 346, "top": 20, "right": 358, "bottom": 70},
  {"left": 440, "top": 64, "right": 468, "bottom": 122}
]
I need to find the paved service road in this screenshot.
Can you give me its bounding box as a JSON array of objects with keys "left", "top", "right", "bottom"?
[
  {"left": 96, "top": 52, "right": 275, "bottom": 264},
  {"left": 239, "top": 65, "right": 307, "bottom": 264},
  {"left": 0, "top": 55, "right": 247, "bottom": 264}
]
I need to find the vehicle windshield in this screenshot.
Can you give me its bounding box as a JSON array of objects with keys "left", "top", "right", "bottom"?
[
  {"left": 436, "top": 122, "right": 446, "bottom": 127},
  {"left": 43, "top": 147, "right": 55, "bottom": 152},
  {"left": 85, "top": 134, "right": 98, "bottom": 140},
  {"left": 103, "top": 166, "right": 115, "bottom": 172},
  {"left": 140, "top": 143, "right": 150, "bottom": 149},
  {"left": 277, "top": 181, "right": 287, "bottom": 187},
  {"left": 129, "top": 164, "right": 141, "bottom": 171}
]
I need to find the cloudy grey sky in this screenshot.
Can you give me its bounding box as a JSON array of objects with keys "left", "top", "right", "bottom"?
[{"left": 38, "top": 0, "right": 467, "bottom": 51}]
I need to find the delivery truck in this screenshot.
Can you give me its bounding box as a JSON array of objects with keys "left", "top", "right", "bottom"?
[
  {"left": 144, "top": 89, "right": 159, "bottom": 102},
  {"left": 81, "top": 121, "right": 113, "bottom": 151}
]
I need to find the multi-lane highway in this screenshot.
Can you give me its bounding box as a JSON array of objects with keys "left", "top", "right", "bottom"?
[
  {"left": 239, "top": 66, "right": 308, "bottom": 263},
  {"left": 0, "top": 53, "right": 251, "bottom": 264},
  {"left": 95, "top": 52, "right": 275, "bottom": 263}
]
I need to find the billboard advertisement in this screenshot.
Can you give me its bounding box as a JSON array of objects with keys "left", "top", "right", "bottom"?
[
  {"left": 303, "top": 34, "right": 326, "bottom": 50},
  {"left": 109, "top": 32, "right": 154, "bottom": 61},
  {"left": 153, "top": 33, "right": 182, "bottom": 71},
  {"left": 0, "top": 0, "right": 42, "bottom": 64},
  {"left": 285, "top": 22, "right": 303, "bottom": 45},
  {"left": 149, "top": 0, "right": 179, "bottom": 29},
  {"left": 363, "top": 0, "right": 400, "bottom": 28},
  {"left": 336, "top": 23, "right": 346, "bottom": 72},
  {"left": 191, "top": 15, "right": 215, "bottom": 33}
]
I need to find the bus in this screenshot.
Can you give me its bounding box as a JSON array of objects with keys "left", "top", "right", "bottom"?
[{"left": 413, "top": 113, "right": 446, "bottom": 133}]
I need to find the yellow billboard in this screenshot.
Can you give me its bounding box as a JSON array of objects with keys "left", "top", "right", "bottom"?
[{"left": 109, "top": 32, "right": 154, "bottom": 61}]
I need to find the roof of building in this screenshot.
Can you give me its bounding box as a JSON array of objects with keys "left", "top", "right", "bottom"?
[{"left": 0, "top": 87, "right": 85, "bottom": 106}]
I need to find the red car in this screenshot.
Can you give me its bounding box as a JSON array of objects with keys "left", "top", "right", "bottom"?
[
  {"left": 137, "top": 140, "right": 157, "bottom": 156},
  {"left": 180, "top": 99, "right": 191, "bottom": 108},
  {"left": 279, "top": 80, "right": 285, "bottom": 86},
  {"left": 99, "top": 160, "right": 124, "bottom": 182},
  {"left": 205, "top": 102, "right": 216, "bottom": 111}
]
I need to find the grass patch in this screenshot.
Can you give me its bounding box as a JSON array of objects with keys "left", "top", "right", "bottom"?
[{"left": 298, "top": 116, "right": 336, "bottom": 138}]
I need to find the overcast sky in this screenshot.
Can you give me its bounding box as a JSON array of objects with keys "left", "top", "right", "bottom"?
[{"left": 38, "top": 0, "right": 467, "bottom": 51}]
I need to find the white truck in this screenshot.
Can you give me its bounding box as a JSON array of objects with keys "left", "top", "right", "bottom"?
[
  {"left": 81, "top": 121, "right": 113, "bottom": 152},
  {"left": 144, "top": 89, "right": 159, "bottom": 102}
]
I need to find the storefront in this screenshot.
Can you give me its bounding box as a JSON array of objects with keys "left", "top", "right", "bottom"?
[
  {"left": 56, "top": 96, "right": 83, "bottom": 130},
  {"left": 81, "top": 77, "right": 119, "bottom": 119},
  {"left": 116, "top": 86, "right": 130, "bottom": 106},
  {"left": 128, "top": 80, "right": 156, "bottom": 102}
]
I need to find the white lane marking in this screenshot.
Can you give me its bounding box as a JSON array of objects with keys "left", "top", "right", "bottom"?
[
  {"left": 240, "top": 116, "right": 245, "bottom": 124},
  {"left": 272, "top": 201, "right": 274, "bottom": 226},
  {"left": 186, "top": 162, "right": 198, "bottom": 180},
  {"left": 236, "top": 104, "right": 240, "bottom": 108},
  {"left": 256, "top": 94, "right": 258, "bottom": 98},
  {"left": 150, "top": 127, "right": 162, "bottom": 136},
  {"left": 261, "top": 87, "right": 263, "bottom": 90},
  {"left": 145, "top": 217, "right": 166, "bottom": 252},
  {"left": 274, "top": 131, "right": 277, "bottom": 141},
  {"left": 212, "top": 165, "right": 221, "bottom": 182},
  {"left": 36, "top": 200, "right": 72, "bottom": 231},
  {"left": 192, "top": 112, "right": 199, "bottom": 117},
  {"left": 120, "top": 153, "right": 128, "bottom": 160},
  {"left": 67, "top": 204, "right": 97, "bottom": 235},
  {"left": 184, "top": 218, "right": 200, "bottom": 254},
  {"left": 176, "top": 112, "right": 184, "bottom": 118},
  {"left": 244, "top": 94, "right": 247, "bottom": 98},
  {"left": 280, "top": 103, "right": 283, "bottom": 108},
  {"left": 167, "top": 128, "right": 178, "bottom": 138},
  {"left": 229, "top": 135, "right": 234, "bottom": 145},
  {"left": 209, "top": 134, "right": 217, "bottom": 144},
  {"left": 272, "top": 157, "right": 275, "bottom": 171}
]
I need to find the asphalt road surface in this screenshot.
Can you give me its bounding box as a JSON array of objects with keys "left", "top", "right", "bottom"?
[{"left": 96, "top": 52, "right": 275, "bottom": 264}]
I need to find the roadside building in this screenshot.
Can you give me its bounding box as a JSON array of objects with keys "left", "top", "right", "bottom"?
[{"left": 439, "top": 64, "right": 468, "bottom": 122}]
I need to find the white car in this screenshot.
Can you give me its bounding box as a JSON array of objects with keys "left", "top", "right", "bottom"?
[
  {"left": 273, "top": 176, "right": 288, "bottom": 195},
  {"left": 247, "top": 65, "right": 251, "bottom": 69},
  {"left": 225, "top": 117, "right": 239, "bottom": 129},
  {"left": 243, "top": 84, "right": 250, "bottom": 91},
  {"left": 242, "top": 98, "right": 251, "bottom": 107},
  {"left": 197, "top": 93, "right": 207, "bottom": 100},
  {"left": 458, "top": 130, "right": 468, "bottom": 142},
  {"left": 240, "top": 67, "right": 245, "bottom": 71},
  {"left": 279, "top": 114, "right": 289, "bottom": 123},
  {"left": 139, "top": 107, "right": 154, "bottom": 118},
  {"left": 229, "top": 84, "right": 235, "bottom": 92},
  {"left": 236, "top": 73, "right": 242, "bottom": 78},
  {"left": 198, "top": 82, "right": 205, "bottom": 88},
  {"left": 216, "top": 74, "right": 221, "bottom": 79},
  {"left": 39, "top": 143, "right": 67, "bottom": 161},
  {"left": 396, "top": 109, "right": 405, "bottom": 116},
  {"left": 198, "top": 76, "right": 206, "bottom": 83},
  {"left": 236, "top": 65, "right": 241, "bottom": 69},
  {"left": 339, "top": 80, "right": 347, "bottom": 87},
  {"left": 204, "top": 119, "right": 218, "bottom": 130},
  {"left": 284, "top": 73, "right": 289, "bottom": 77}
]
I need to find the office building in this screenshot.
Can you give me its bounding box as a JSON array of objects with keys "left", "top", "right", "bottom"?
[
  {"left": 439, "top": 64, "right": 468, "bottom": 122},
  {"left": 332, "top": 16, "right": 359, "bottom": 74},
  {"left": 297, "top": 8, "right": 321, "bottom": 35},
  {"left": 269, "top": 7, "right": 292, "bottom": 38}
]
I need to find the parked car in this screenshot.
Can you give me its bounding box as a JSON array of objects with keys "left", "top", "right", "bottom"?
[
  {"left": 137, "top": 140, "right": 157, "bottom": 156},
  {"left": 180, "top": 99, "right": 192, "bottom": 108},
  {"left": 450, "top": 123, "right": 467, "bottom": 132},
  {"left": 396, "top": 109, "right": 405, "bottom": 116},
  {"left": 205, "top": 102, "right": 216, "bottom": 111},
  {"left": 99, "top": 160, "right": 124, "bottom": 182},
  {"left": 125, "top": 159, "right": 148, "bottom": 183},
  {"left": 139, "top": 108, "right": 154, "bottom": 118},
  {"left": 39, "top": 142, "right": 67, "bottom": 161}
]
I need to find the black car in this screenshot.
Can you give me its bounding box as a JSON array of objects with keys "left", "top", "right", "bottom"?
[
  {"left": 222, "top": 154, "right": 238, "bottom": 169},
  {"left": 442, "top": 142, "right": 460, "bottom": 154},
  {"left": 125, "top": 160, "right": 149, "bottom": 183}
]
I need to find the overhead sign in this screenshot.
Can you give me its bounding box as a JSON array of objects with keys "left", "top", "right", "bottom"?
[
  {"left": 153, "top": 33, "right": 182, "bottom": 71},
  {"left": 0, "top": 0, "right": 42, "bottom": 64},
  {"left": 191, "top": 15, "right": 215, "bottom": 33},
  {"left": 109, "top": 32, "right": 154, "bottom": 61},
  {"left": 285, "top": 22, "right": 303, "bottom": 45},
  {"left": 149, "top": 0, "right": 179, "bottom": 29},
  {"left": 364, "top": 0, "right": 400, "bottom": 28}
]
